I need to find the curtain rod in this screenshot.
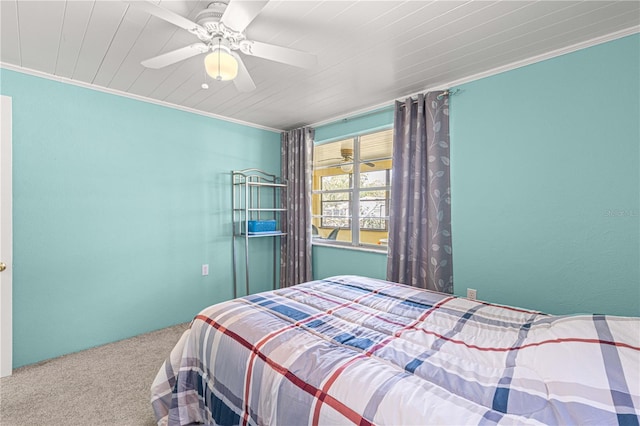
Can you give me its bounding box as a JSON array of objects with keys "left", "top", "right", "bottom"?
[
  {"left": 312, "top": 88, "right": 460, "bottom": 128},
  {"left": 338, "top": 87, "right": 458, "bottom": 121},
  {"left": 436, "top": 88, "right": 460, "bottom": 100},
  {"left": 396, "top": 88, "right": 461, "bottom": 103},
  {"left": 405, "top": 88, "right": 461, "bottom": 102},
  {"left": 399, "top": 88, "right": 461, "bottom": 106}
]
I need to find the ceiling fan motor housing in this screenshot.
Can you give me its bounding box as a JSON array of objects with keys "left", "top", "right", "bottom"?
[
  {"left": 195, "top": 1, "right": 246, "bottom": 48},
  {"left": 195, "top": 2, "right": 226, "bottom": 33},
  {"left": 340, "top": 148, "right": 354, "bottom": 159}
]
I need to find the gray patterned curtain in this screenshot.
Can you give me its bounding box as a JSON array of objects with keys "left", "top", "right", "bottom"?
[
  {"left": 386, "top": 92, "right": 453, "bottom": 293},
  {"left": 280, "top": 127, "right": 314, "bottom": 287}
]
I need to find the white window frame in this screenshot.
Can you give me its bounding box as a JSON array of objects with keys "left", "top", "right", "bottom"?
[{"left": 312, "top": 128, "right": 392, "bottom": 252}]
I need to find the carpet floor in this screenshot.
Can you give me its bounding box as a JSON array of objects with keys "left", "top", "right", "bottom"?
[{"left": 0, "top": 323, "right": 188, "bottom": 426}]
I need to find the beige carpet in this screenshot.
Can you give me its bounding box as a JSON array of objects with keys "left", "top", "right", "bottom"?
[{"left": 0, "top": 323, "right": 188, "bottom": 426}]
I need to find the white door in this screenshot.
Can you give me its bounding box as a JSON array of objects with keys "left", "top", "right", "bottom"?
[{"left": 0, "top": 95, "right": 13, "bottom": 377}]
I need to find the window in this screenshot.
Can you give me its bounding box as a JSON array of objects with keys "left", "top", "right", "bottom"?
[{"left": 312, "top": 128, "right": 393, "bottom": 250}]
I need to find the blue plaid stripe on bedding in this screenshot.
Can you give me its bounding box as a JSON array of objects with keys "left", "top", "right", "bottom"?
[{"left": 151, "top": 275, "right": 640, "bottom": 425}]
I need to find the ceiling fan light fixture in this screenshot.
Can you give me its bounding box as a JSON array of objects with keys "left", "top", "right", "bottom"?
[
  {"left": 204, "top": 43, "right": 238, "bottom": 81},
  {"left": 340, "top": 162, "right": 353, "bottom": 173},
  {"left": 339, "top": 148, "right": 354, "bottom": 172}
]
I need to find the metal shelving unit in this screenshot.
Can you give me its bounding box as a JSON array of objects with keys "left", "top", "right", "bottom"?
[{"left": 232, "top": 169, "right": 286, "bottom": 298}]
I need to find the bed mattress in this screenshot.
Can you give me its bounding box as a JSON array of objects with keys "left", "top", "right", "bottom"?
[{"left": 151, "top": 275, "right": 640, "bottom": 425}]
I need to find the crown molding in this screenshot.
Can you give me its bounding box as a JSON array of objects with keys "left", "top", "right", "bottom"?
[
  {"left": 0, "top": 62, "right": 282, "bottom": 133},
  {"left": 443, "top": 25, "right": 640, "bottom": 90},
  {"left": 311, "top": 25, "right": 640, "bottom": 128}
]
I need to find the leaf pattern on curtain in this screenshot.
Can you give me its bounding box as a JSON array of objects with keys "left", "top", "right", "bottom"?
[
  {"left": 386, "top": 92, "right": 453, "bottom": 293},
  {"left": 280, "top": 127, "right": 314, "bottom": 287}
]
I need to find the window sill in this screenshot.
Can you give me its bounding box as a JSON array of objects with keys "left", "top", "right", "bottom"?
[{"left": 312, "top": 240, "right": 388, "bottom": 254}]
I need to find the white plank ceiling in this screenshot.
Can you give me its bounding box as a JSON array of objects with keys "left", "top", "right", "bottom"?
[{"left": 1, "top": 0, "right": 639, "bottom": 131}]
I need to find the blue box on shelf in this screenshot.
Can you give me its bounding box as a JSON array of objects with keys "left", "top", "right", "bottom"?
[{"left": 247, "top": 220, "right": 277, "bottom": 233}]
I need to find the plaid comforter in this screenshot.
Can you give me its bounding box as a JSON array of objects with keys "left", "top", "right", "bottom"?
[{"left": 151, "top": 275, "right": 640, "bottom": 425}]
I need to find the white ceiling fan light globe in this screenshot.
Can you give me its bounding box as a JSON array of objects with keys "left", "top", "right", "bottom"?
[
  {"left": 340, "top": 162, "right": 353, "bottom": 173},
  {"left": 204, "top": 48, "right": 238, "bottom": 81}
]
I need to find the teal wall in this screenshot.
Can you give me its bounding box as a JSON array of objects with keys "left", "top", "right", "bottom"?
[
  {"left": 1, "top": 69, "right": 281, "bottom": 367},
  {"left": 312, "top": 246, "right": 387, "bottom": 280},
  {"left": 313, "top": 34, "right": 639, "bottom": 317},
  {"left": 451, "top": 33, "right": 639, "bottom": 316}
]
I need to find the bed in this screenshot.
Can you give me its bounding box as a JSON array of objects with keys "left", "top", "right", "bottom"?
[{"left": 151, "top": 275, "right": 640, "bottom": 425}]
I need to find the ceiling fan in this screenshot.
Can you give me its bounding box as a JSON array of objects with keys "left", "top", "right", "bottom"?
[
  {"left": 320, "top": 148, "right": 376, "bottom": 172},
  {"left": 124, "top": 0, "right": 317, "bottom": 92}
]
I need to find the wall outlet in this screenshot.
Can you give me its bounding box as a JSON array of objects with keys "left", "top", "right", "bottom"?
[
  {"left": 467, "top": 288, "right": 477, "bottom": 300},
  {"left": 202, "top": 264, "right": 209, "bottom": 276}
]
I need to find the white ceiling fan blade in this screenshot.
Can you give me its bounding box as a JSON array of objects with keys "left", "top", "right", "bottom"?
[
  {"left": 141, "top": 43, "right": 208, "bottom": 69},
  {"left": 231, "top": 52, "right": 256, "bottom": 92},
  {"left": 221, "top": 0, "right": 269, "bottom": 33},
  {"left": 243, "top": 41, "right": 317, "bottom": 69},
  {"left": 123, "top": 0, "right": 205, "bottom": 33}
]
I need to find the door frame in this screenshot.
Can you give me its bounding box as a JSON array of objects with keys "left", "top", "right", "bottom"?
[{"left": 1, "top": 95, "right": 13, "bottom": 377}]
